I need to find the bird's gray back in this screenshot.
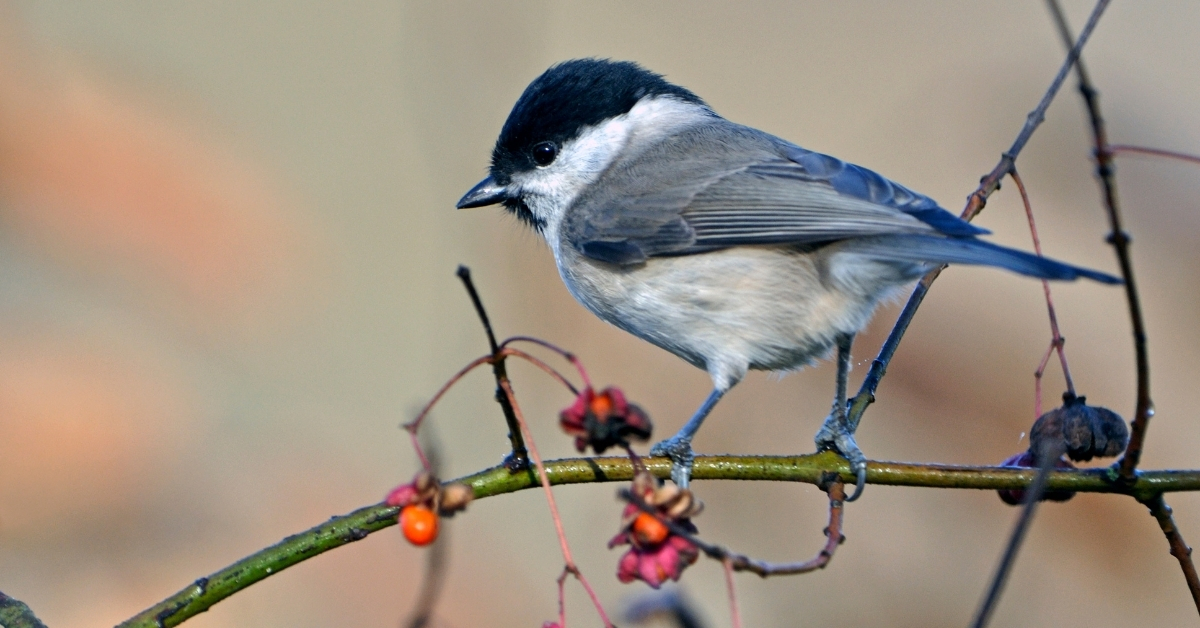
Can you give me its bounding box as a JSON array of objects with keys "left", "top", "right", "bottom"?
[{"left": 560, "top": 118, "right": 982, "bottom": 266}]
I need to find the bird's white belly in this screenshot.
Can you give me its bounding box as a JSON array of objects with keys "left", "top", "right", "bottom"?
[{"left": 556, "top": 245, "right": 909, "bottom": 390}]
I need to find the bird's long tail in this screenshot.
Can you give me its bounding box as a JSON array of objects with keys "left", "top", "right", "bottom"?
[{"left": 843, "top": 234, "right": 1121, "bottom": 284}]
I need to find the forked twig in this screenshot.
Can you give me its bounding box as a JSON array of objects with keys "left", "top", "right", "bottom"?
[
  {"left": 457, "top": 266, "right": 530, "bottom": 469},
  {"left": 1043, "top": 0, "right": 1152, "bottom": 481},
  {"left": 1048, "top": 0, "right": 1200, "bottom": 615},
  {"left": 1010, "top": 168, "right": 1075, "bottom": 416},
  {"left": 845, "top": 0, "right": 1112, "bottom": 435}
]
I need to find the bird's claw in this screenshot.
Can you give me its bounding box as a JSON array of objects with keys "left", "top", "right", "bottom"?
[
  {"left": 650, "top": 436, "right": 695, "bottom": 488},
  {"left": 815, "top": 414, "right": 868, "bottom": 502}
]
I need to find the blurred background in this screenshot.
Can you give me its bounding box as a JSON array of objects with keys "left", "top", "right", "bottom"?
[{"left": 0, "top": 1, "right": 1197, "bottom": 626}]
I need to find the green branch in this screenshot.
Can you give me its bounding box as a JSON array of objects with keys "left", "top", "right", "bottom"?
[
  {"left": 117, "top": 451, "right": 1200, "bottom": 627},
  {"left": 0, "top": 591, "right": 49, "bottom": 628}
]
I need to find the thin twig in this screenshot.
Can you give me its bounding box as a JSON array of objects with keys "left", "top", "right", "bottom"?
[
  {"left": 498, "top": 379, "right": 614, "bottom": 628},
  {"left": 401, "top": 345, "right": 581, "bottom": 461},
  {"left": 0, "top": 591, "right": 49, "bottom": 628},
  {"left": 845, "top": 0, "right": 1112, "bottom": 435},
  {"left": 403, "top": 354, "right": 495, "bottom": 470},
  {"left": 457, "top": 266, "right": 529, "bottom": 469},
  {"left": 500, "top": 336, "right": 594, "bottom": 389},
  {"left": 500, "top": 346, "right": 581, "bottom": 396},
  {"left": 405, "top": 428, "right": 450, "bottom": 628},
  {"left": 619, "top": 478, "right": 846, "bottom": 577},
  {"left": 1010, "top": 168, "right": 1075, "bottom": 415},
  {"left": 1044, "top": 0, "right": 1152, "bottom": 482},
  {"left": 554, "top": 567, "right": 569, "bottom": 628},
  {"left": 1108, "top": 145, "right": 1200, "bottom": 166},
  {"left": 722, "top": 557, "right": 742, "bottom": 628},
  {"left": 969, "top": 446, "right": 1061, "bottom": 628},
  {"left": 1141, "top": 494, "right": 1200, "bottom": 614},
  {"left": 115, "top": 452, "right": 1200, "bottom": 628}
]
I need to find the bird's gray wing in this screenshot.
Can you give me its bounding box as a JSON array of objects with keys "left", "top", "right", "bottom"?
[{"left": 564, "top": 126, "right": 985, "bottom": 266}]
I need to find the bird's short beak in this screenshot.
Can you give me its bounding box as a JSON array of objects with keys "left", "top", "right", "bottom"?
[{"left": 456, "top": 176, "right": 509, "bottom": 209}]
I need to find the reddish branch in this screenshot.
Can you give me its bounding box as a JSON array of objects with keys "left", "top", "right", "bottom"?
[
  {"left": 1046, "top": 0, "right": 1200, "bottom": 616},
  {"left": 722, "top": 557, "right": 743, "bottom": 628},
  {"left": 1108, "top": 145, "right": 1200, "bottom": 166},
  {"left": 620, "top": 477, "right": 846, "bottom": 578},
  {"left": 1043, "top": 1, "right": 1151, "bottom": 481},
  {"left": 499, "top": 379, "right": 615, "bottom": 628},
  {"left": 1011, "top": 168, "right": 1075, "bottom": 417}
]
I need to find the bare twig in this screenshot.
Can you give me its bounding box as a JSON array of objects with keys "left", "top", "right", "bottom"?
[
  {"left": 618, "top": 477, "right": 846, "bottom": 578},
  {"left": 0, "top": 591, "right": 49, "bottom": 628},
  {"left": 457, "top": 266, "right": 529, "bottom": 470},
  {"left": 1044, "top": 0, "right": 1152, "bottom": 481},
  {"left": 1010, "top": 168, "right": 1075, "bottom": 416},
  {"left": 403, "top": 354, "right": 494, "bottom": 470},
  {"left": 846, "top": 0, "right": 1112, "bottom": 435},
  {"left": 404, "top": 429, "right": 451, "bottom": 628},
  {"left": 500, "top": 336, "right": 594, "bottom": 389},
  {"left": 969, "top": 446, "right": 1061, "bottom": 628},
  {"left": 553, "top": 568, "right": 569, "bottom": 628},
  {"left": 498, "top": 379, "right": 614, "bottom": 628},
  {"left": 1108, "top": 144, "right": 1200, "bottom": 166},
  {"left": 722, "top": 557, "right": 742, "bottom": 628},
  {"left": 1141, "top": 495, "right": 1200, "bottom": 614}
]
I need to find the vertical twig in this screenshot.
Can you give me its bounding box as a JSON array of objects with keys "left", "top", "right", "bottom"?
[
  {"left": 554, "top": 568, "right": 569, "bottom": 628},
  {"left": 498, "top": 379, "right": 614, "bottom": 628},
  {"left": 457, "top": 266, "right": 530, "bottom": 470},
  {"left": 405, "top": 428, "right": 451, "bottom": 628},
  {"left": 969, "top": 447, "right": 1061, "bottom": 628},
  {"left": 723, "top": 557, "right": 743, "bottom": 628},
  {"left": 1141, "top": 494, "right": 1200, "bottom": 614},
  {"left": 1043, "top": 0, "right": 1153, "bottom": 481},
  {"left": 1010, "top": 168, "right": 1075, "bottom": 416},
  {"left": 845, "top": 0, "right": 1112, "bottom": 434}
]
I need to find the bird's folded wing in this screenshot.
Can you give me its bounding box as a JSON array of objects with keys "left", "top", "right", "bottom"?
[{"left": 565, "top": 136, "right": 983, "bottom": 266}]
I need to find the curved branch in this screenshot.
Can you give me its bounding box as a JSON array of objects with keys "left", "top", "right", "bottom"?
[{"left": 118, "top": 451, "right": 1200, "bottom": 627}]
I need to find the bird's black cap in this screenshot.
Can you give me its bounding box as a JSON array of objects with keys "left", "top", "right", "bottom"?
[{"left": 489, "top": 59, "right": 705, "bottom": 182}]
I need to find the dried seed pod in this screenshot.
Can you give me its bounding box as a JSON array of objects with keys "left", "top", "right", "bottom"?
[
  {"left": 1030, "top": 393, "right": 1129, "bottom": 462},
  {"left": 438, "top": 482, "right": 474, "bottom": 515}
]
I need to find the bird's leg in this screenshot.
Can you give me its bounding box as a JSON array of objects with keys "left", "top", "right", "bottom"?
[
  {"left": 814, "top": 332, "right": 868, "bottom": 500},
  {"left": 650, "top": 388, "right": 726, "bottom": 488}
]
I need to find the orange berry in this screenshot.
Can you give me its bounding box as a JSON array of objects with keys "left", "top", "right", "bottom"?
[
  {"left": 400, "top": 504, "right": 439, "bottom": 546},
  {"left": 589, "top": 392, "right": 612, "bottom": 416},
  {"left": 631, "top": 511, "right": 670, "bottom": 546}
]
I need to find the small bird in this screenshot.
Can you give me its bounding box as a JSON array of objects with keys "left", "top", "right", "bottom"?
[{"left": 457, "top": 59, "right": 1119, "bottom": 495}]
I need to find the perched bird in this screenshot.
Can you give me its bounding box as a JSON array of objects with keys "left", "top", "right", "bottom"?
[{"left": 457, "top": 58, "right": 1119, "bottom": 495}]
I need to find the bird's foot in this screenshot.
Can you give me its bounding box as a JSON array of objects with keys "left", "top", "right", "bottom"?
[
  {"left": 650, "top": 436, "right": 695, "bottom": 488},
  {"left": 815, "top": 415, "right": 867, "bottom": 502}
]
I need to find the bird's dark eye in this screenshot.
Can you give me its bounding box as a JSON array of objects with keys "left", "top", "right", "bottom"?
[{"left": 532, "top": 141, "right": 558, "bottom": 167}]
